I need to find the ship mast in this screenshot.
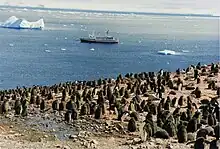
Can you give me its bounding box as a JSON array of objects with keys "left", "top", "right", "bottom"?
[{"left": 106, "top": 30, "right": 109, "bottom": 36}]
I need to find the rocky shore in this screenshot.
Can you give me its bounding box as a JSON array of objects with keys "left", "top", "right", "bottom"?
[{"left": 0, "top": 62, "right": 219, "bottom": 149}]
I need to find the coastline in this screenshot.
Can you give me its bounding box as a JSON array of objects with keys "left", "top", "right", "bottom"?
[{"left": 0, "top": 62, "right": 219, "bottom": 149}]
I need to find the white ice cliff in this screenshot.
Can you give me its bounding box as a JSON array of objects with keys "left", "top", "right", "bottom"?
[{"left": 0, "top": 16, "right": 44, "bottom": 30}]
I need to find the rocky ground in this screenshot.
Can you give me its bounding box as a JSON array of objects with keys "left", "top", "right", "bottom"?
[
  {"left": 0, "top": 62, "right": 219, "bottom": 149},
  {"left": 0, "top": 119, "right": 193, "bottom": 149}
]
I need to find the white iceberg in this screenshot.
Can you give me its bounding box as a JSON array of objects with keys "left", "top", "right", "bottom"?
[
  {"left": 157, "top": 49, "right": 176, "bottom": 55},
  {"left": 0, "top": 16, "right": 44, "bottom": 30}
]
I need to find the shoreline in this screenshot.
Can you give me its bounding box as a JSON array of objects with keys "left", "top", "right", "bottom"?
[
  {"left": 0, "top": 61, "right": 219, "bottom": 91},
  {"left": 0, "top": 62, "right": 219, "bottom": 149}
]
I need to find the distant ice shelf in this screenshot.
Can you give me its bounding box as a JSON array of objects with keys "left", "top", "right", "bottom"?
[{"left": 0, "top": 16, "right": 44, "bottom": 30}]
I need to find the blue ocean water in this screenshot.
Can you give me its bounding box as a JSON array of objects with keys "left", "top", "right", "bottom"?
[{"left": 0, "top": 8, "right": 219, "bottom": 89}]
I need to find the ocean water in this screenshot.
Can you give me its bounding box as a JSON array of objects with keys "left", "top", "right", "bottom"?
[{"left": 0, "top": 8, "right": 219, "bottom": 89}]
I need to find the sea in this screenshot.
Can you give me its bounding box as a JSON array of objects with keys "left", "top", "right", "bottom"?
[{"left": 0, "top": 7, "right": 219, "bottom": 89}]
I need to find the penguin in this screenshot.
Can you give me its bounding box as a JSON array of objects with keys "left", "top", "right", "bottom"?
[
  {"left": 59, "top": 101, "right": 65, "bottom": 111},
  {"left": 214, "top": 124, "right": 220, "bottom": 140},
  {"left": 52, "top": 100, "right": 59, "bottom": 111},
  {"left": 95, "top": 105, "right": 102, "bottom": 119},
  {"left": 164, "top": 121, "right": 176, "bottom": 137},
  {"left": 14, "top": 100, "right": 22, "bottom": 115},
  {"left": 186, "top": 137, "right": 210, "bottom": 149},
  {"left": 40, "top": 100, "right": 46, "bottom": 112},
  {"left": 187, "top": 118, "right": 197, "bottom": 133},
  {"left": 180, "top": 111, "right": 188, "bottom": 121},
  {"left": 72, "top": 109, "right": 79, "bottom": 120},
  {"left": 208, "top": 114, "right": 215, "bottom": 126},
  {"left": 64, "top": 110, "right": 72, "bottom": 123},
  {"left": 124, "top": 89, "right": 130, "bottom": 99},
  {"left": 164, "top": 99, "right": 170, "bottom": 111},
  {"left": 196, "top": 128, "right": 209, "bottom": 139},
  {"left": 21, "top": 104, "right": 28, "bottom": 117},
  {"left": 30, "top": 95, "right": 36, "bottom": 105},
  {"left": 177, "top": 124, "right": 188, "bottom": 143},
  {"left": 209, "top": 139, "right": 220, "bottom": 149},
  {"left": 2, "top": 100, "right": 9, "bottom": 114},
  {"left": 128, "top": 117, "right": 137, "bottom": 132},
  {"left": 141, "top": 122, "right": 152, "bottom": 142},
  {"left": 66, "top": 100, "right": 75, "bottom": 111},
  {"left": 154, "top": 129, "right": 169, "bottom": 139},
  {"left": 36, "top": 95, "right": 41, "bottom": 106},
  {"left": 178, "top": 96, "right": 185, "bottom": 107},
  {"left": 171, "top": 97, "right": 177, "bottom": 107}
]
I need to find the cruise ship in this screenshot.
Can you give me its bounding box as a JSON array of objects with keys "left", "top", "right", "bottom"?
[{"left": 80, "top": 30, "right": 119, "bottom": 44}]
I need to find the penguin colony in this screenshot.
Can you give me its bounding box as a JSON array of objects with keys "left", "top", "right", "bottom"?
[{"left": 0, "top": 62, "right": 219, "bottom": 149}]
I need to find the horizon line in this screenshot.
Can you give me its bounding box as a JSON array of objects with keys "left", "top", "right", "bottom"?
[{"left": 0, "top": 5, "right": 219, "bottom": 17}]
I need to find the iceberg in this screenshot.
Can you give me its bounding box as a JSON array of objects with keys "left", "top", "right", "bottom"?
[
  {"left": 0, "top": 16, "right": 44, "bottom": 30},
  {"left": 157, "top": 49, "right": 176, "bottom": 55}
]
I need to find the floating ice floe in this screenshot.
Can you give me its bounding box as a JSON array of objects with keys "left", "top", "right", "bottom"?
[
  {"left": 0, "top": 16, "right": 44, "bottom": 30},
  {"left": 61, "top": 48, "right": 66, "bottom": 51},
  {"left": 9, "top": 43, "right": 14, "bottom": 47},
  {"left": 157, "top": 50, "right": 176, "bottom": 55},
  {"left": 90, "top": 48, "right": 95, "bottom": 51},
  {"left": 45, "top": 50, "right": 51, "bottom": 53}
]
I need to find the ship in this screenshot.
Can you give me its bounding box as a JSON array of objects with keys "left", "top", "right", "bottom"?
[{"left": 80, "top": 30, "right": 119, "bottom": 44}]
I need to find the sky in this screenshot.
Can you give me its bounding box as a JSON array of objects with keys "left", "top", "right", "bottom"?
[{"left": 1, "top": 0, "right": 220, "bottom": 15}]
